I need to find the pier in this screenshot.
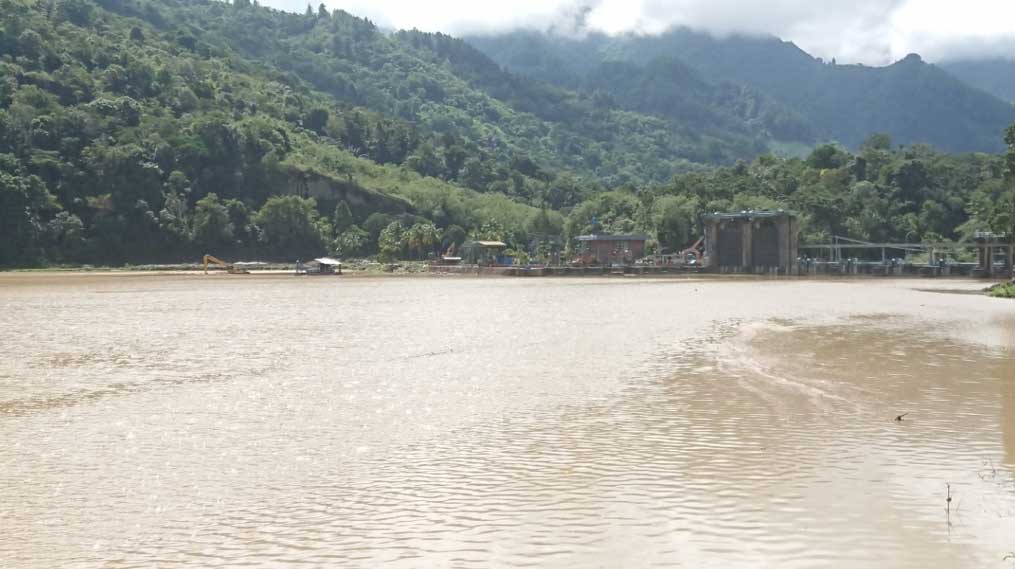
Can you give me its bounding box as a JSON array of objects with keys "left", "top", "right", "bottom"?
[{"left": 799, "top": 233, "right": 1012, "bottom": 278}]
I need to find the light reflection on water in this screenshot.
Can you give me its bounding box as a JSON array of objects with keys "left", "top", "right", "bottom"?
[{"left": 0, "top": 274, "right": 1013, "bottom": 568}]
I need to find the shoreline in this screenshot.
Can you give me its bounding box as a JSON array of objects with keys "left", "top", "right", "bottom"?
[
  {"left": 0, "top": 260, "right": 432, "bottom": 277},
  {"left": 0, "top": 267, "right": 1004, "bottom": 290}
]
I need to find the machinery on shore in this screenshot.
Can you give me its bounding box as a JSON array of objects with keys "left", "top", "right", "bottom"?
[
  {"left": 680, "top": 236, "right": 705, "bottom": 265},
  {"left": 637, "top": 237, "right": 705, "bottom": 267},
  {"left": 202, "top": 254, "right": 250, "bottom": 274}
]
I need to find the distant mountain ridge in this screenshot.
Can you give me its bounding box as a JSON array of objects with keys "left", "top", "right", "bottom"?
[
  {"left": 940, "top": 59, "right": 1015, "bottom": 103},
  {"left": 466, "top": 28, "right": 1015, "bottom": 153}
]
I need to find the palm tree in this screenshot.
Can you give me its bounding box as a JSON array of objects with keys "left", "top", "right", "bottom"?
[
  {"left": 406, "top": 222, "right": 439, "bottom": 259},
  {"left": 404, "top": 223, "right": 422, "bottom": 259}
]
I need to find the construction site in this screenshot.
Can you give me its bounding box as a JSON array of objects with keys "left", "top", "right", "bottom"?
[
  {"left": 199, "top": 211, "right": 1013, "bottom": 280},
  {"left": 432, "top": 211, "right": 1014, "bottom": 279}
]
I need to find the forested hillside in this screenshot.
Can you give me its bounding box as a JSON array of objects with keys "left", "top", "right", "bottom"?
[
  {"left": 468, "top": 29, "right": 1015, "bottom": 153},
  {"left": 114, "top": 0, "right": 771, "bottom": 181},
  {"left": 0, "top": 0, "right": 790, "bottom": 267},
  {"left": 2, "top": 0, "right": 1014, "bottom": 268}
]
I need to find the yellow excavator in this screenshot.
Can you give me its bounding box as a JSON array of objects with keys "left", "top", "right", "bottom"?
[{"left": 202, "top": 254, "right": 250, "bottom": 274}]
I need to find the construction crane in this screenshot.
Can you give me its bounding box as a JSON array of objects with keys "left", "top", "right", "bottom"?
[
  {"left": 680, "top": 236, "right": 705, "bottom": 264},
  {"left": 202, "top": 254, "right": 249, "bottom": 274}
]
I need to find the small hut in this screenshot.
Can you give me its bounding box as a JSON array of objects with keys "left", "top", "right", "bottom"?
[
  {"left": 296, "top": 257, "right": 342, "bottom": 275},
  {"left": 461, "top": 241, "right": 509, "bottom": 266}
]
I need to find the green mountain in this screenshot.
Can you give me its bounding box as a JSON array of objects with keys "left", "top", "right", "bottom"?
[
  {"left": 467, "top": 29, "right": 1015, "bottom": 153},
  {"left": 940, "top": 58, "right": 1015, "bottom": 103},
  {"left": 142, "top": 1, "right": 781, "bottom": 180},
  {"left": 1, "top": 0, "right": 771, "bottom": 266}
]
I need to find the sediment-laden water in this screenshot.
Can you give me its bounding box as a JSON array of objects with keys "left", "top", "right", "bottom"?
[{"left": 1, "top": 273, "right": 1013, "bottom": 568}]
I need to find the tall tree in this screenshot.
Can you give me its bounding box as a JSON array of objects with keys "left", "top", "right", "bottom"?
[
  {"left": 255, "top": 196, "right": 328, "bottom": 258},
  {"left": 192, "top": 193, "right": 234, "bottom": 250}
]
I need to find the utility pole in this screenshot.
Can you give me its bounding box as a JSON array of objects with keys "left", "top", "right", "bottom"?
[
  {"left": 1002, "top": 190, "right": 1015, "bottom": 282},
  {"left": 1009, "top": 194, "right": 1015, "bottom": 282}
]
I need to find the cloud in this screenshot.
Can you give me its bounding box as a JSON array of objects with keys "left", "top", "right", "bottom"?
[
  {"left": 888, "top": 0, "right": 1015, "bottom": 62},
  {"left": 274, "top": 0, "right": 1015, "bottom": 65}
]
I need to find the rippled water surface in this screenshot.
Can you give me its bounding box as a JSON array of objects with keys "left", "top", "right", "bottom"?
[{"left": 1, "top": 273, "right": 1014, "bottom": 568}]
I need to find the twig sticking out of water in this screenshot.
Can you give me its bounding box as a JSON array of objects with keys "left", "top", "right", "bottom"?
[
  {"left": 946, "top": 483, "right": 953, "bottom": 526},
  {"left": 894, "top": 412, "right": 909, "bottom": 422}
]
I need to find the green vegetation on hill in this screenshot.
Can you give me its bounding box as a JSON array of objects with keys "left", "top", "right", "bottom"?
[
  {"left": 0, "top": 0, "right": 558, "bottom": 265},
  {"left": 138, "top": 1, "right": 762, "bottom": 182}
]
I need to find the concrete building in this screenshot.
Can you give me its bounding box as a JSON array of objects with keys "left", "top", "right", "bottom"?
[
  {"left": 703, "top": 211, "right": 799, "bottom": 274},
  {"left": 574, "top": 234, "right": 649, "bottom": 266}
]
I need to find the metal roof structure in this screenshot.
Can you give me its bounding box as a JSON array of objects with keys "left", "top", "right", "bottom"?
[
  {"left": 974, "top": 231, "right": 1010, "bottom": 242},
  {"left": 465, "top": 241, "right": 508, "bottom": 248},
  {"left": 575, "top": 234, "right": 650, "bottom": 242},
  {"left": 312, "top": 257, "right": 342, "bottom": 266},
  {"left": 702, "top": 210, "right": 796, "bottom": 221}
]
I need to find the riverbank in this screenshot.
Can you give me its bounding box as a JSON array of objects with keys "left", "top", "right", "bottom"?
[
  {"left": 0, "top": 259, "right": 433, "bottom": 276},
  {"left": 4, "top": 265, "right": 1012, "bottom": 292}
]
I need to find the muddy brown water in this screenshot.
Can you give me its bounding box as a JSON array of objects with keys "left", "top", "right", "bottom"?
[{"left": 1, "top": 273, "right": 1014, "bottom": 568}]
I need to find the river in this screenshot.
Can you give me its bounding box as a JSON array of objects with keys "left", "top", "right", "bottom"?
[{"left": 1, "top": 273, "right": 1013, "bottom": 568}]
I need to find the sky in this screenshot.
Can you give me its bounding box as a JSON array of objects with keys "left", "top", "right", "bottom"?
[{"left": 265, "top": 0, "right": 1015, "bottom": 65}]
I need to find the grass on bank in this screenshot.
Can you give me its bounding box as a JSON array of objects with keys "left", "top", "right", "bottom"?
[{"left": 987, "top": 282, "right": 1015, "bottom": 298}]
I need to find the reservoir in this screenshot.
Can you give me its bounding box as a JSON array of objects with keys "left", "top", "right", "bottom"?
[{"left": 1, "top": 274, "right": 1013, "bottom": 568}]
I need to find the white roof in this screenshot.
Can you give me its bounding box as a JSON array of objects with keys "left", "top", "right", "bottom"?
[{"left": 313, "top": 257, "right": 342, "bottom": 266}]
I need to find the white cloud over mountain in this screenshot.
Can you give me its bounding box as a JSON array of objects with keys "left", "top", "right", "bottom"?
[{"left": 265, "top": 0, "right": 1015, "bottom": 65}]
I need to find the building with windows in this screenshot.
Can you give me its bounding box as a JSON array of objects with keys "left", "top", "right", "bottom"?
[{"left": 574, "top": 234, "right": 649, "bottom": 266}]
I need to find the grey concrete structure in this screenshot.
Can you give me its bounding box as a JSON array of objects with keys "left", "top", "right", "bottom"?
[
  {"left": 973, "top": 231, "right": 1013, "bottom": 278},
  {"left": 703, "top": 211, "right": 799, "bottom": 274}
]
